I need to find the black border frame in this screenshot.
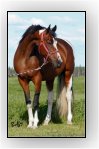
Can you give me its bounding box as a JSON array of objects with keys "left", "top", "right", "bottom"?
[{"left": 7, "top": 11, "right": 86, "bottom": 138}]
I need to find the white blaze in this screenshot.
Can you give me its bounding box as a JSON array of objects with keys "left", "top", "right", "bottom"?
[
  {"left": 39, "top": 29, "right": 45, "bottom": 35},
  {"left": 53, "top": 38, "right": 63, "bottom": 62}
]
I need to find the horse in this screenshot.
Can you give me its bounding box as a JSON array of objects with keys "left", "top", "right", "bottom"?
[{"left": 14, "top": 24, "right": 74, "bottom": 129}]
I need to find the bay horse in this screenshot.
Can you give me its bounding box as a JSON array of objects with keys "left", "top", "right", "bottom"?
[{"left": 14, "top": 24, "right": 74, "bottom": 129}]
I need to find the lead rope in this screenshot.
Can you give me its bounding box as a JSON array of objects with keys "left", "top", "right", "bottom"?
[
  {"left": 13, "top": 32, "right": 57, "bottom": 76},
  {"left": 13, "top": 61, "right": 48, "bottom": 76},
  {"left": 14, "top": 33, "right": 48, "bottom": 76}
]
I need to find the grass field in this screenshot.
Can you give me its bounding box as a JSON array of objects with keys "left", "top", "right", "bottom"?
[{"left": 8, "top": 76, "right": 85, "bottom": 137}]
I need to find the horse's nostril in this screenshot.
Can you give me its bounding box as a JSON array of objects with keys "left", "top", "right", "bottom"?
[{"left": 57, "top": 60, "right": 62, "bottom": 67}]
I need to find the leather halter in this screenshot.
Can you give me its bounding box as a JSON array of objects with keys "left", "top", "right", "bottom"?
[
  {"left": 38, "top": 32, "right": 49, "bottom": 53},
  {"left": 38, "top": 32, "right": 58, "bottom": 63}
]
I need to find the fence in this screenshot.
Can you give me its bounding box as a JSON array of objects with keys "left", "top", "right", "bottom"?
[{"left": 8, "top": 66, "right": 85, "bottom": 77}]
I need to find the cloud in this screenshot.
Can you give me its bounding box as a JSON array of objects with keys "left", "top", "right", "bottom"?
[
  {"left": 30, "top": 18, "right": 44, "bottom": 25},
  {"left": 8, "top": 37, "right": 19, "bottom": 50},
  {"left": 8, "top": 13, "right": 45, "bottom": 34},
  {"left": 8, "top": 12, "right": 85, "bottom": 67},
  {"left": 51, "top": 16, "right": 73, "bottom": 23},
  {"left": 8, "top": 13, "right": 45, "bottom": 26},
  {"left": 8, "top": 14, "right": 26, "bottom": 25},
  {"left": 8, "top": 36, "right": 20, "bottom": 67},
  {"left": 17, "top": 25, "right": 30, "bottom": 30},
  {"left": 77, "top": 28, "right": 85, "bottom": 34},
  {"left": 58, "top": 32, "right": 85, "bottom": 44},
  {"left": 17, "top": 18, "right": 45, "bottom": 30}
]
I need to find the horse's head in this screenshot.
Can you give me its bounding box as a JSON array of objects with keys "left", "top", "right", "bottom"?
[{"left": 38, "top": 25, "right": 63, "bottom": 68}]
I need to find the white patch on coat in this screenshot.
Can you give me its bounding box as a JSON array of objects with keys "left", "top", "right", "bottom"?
[
  {"left": 44, "top": 90, "right": 53, "bottom": 125},
  {"left": 27, "top": 104, "right": 34, "bottom": 128},
  {"left": 33, "top": 110, "right": 39, "bottom": 128}
]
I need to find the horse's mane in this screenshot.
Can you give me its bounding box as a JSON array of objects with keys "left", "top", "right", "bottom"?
[
  {"left": 19, "top": 24, "right": 57, "bottom": 43},
  {"left": 19, "top": 25, "right": 45, "bottom": 43}
]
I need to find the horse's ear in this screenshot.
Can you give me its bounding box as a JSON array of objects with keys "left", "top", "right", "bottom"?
[
  {"left": 46, "top": 24, "right": 51, "bottom": 33},
  {"left": 52, "top": 25, "right": 57, "bottom": 32}
]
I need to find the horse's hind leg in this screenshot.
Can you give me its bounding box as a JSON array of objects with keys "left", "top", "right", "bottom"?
[
  {"left": 44, "top": 79, "right": 54, "bottom": 125},
  {"left": 65, "top": 73, "right": 73, "bottom": 124},
  {"left": 18, "top": 77, "right": 34, "bottom": 128}
]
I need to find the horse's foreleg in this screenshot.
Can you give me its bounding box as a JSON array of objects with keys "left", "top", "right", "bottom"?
[
  {"left": 44, "top": 80, "right": 54, "bottom": 125},
  {"left": 65, "top": 74, "right": 73, "bottom": 124},
  {"left": 33, "top": 92, "right": 40, "bottom": 128},
  {"left": 32, "top": 72, "right": 42, "bottom": 129},
  {"left": 18, "top": 77, "right": 34, "bottom": 128}
]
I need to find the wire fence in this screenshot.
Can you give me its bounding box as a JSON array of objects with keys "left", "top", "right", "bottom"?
[{"left": 8, "top": 66, "right": 85, "bottom": 77}]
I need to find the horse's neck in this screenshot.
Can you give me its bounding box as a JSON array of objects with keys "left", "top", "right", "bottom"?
[
  {"left": 25, "top": 40, "right": 37, "bottom": 58},
  {"left": 15, "top": 35, "right": 43, "bottom": 64},
  {"left": 18, "top": 36, "right": 32, "bottom": 53},
  {"left": 16, "top": 36, "right": 35, "bottom": 58}
]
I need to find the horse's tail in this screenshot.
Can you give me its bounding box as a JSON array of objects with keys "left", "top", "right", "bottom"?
[{"left": 56, "top": 73, "right": 67, "bottom": 117}]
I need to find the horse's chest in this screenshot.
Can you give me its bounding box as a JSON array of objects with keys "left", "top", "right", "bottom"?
[{"left": 40, "top": 64, "right": 56, "bottom": 80}]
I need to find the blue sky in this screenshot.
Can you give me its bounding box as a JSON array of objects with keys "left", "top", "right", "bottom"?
[{"left": 8, "top": 12, "right": 85, "bottom": 67}]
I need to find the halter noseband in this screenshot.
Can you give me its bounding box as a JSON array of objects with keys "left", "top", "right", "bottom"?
[{"left": 38, "top": 32, "right": 58, "bottom": 63}]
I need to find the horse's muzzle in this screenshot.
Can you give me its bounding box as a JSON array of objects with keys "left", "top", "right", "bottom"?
[
  {"left": 52, "top": 59, "right": 62, "bottom": 68},
  {"left": 57, "top": 59, "right": 63, "bottom": 68}
]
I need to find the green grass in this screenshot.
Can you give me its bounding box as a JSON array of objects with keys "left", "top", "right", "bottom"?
[{"left": 8, "top": 76, "right": 85, "bottom": 137}]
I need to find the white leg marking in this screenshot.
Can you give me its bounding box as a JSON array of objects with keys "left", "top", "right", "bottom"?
[
  {"left": 53, "top": 38, "right": 63, "bottom": 62},
  {"left": 33, "top": 110, "right": 39, "bottom": 129},
  {"left": 27, "top": 104, "right": 34, "bottom": 128},
  {"left": 44, "top": 90, "right": 53, "bottom": 125},
  {"left": 66, "top": 76, "right": 73, "bottom": 124}
]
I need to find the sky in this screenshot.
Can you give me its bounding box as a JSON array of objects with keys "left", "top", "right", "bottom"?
[{"left": 8, "top": 12, "right": 85, "bottom": 67}]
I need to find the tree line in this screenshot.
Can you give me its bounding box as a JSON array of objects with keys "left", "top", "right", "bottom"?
[
  {"left": 8, "top": 66, "right": 85, "bottom": 77},
  {"left": 73, "top": 66, "right": 85, "bottom": 77}
]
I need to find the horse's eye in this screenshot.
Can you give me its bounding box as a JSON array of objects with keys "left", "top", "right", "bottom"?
[
  {"left": 47, "top": 40, "right": 53, "bottom": 44},
  {"left": 47, "top": 40, "right": 51, "bottom": 44}
]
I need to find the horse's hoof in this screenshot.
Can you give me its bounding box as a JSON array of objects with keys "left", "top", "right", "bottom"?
[
  {"left": 27, "top": 122, "right": 34, "bottom": 128},
  {"left": 67, "top": 121, "right": 72, "bottom": 125},
  {"left": 43, "top": 122, "right": 48, "bottom": 125},
  {"left": 33, "top": 125, "right": 38, "bottom": 129},
  {"left": 27, "top": 125, "right": 34, "bottom": 128},
  {"left": 43, "top": 120, "right": 49, "bottom": 125}
]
